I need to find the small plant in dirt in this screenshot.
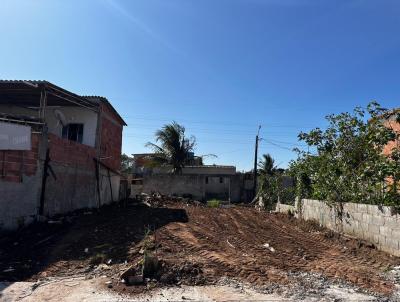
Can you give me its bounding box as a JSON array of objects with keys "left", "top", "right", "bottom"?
[
  {"left": 140, "top": 227, "right": 159, "bottom": 279},
  {"left": 207, "top": 199, "right": 221, "bottom": 208},
  {"left": 90, "top": 253, "right": 107, "bottom": 265}
]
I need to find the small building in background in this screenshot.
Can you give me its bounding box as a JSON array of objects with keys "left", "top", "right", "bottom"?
[
  {"left": 129, "top": 154, "right": 254, "bottom": 202},
  {"left": 0, "top": 80, "right": 126, "bottom": 230}
]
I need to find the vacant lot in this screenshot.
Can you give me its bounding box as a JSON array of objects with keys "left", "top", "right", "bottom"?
[{"left": 1, "top": 200, "right": 399, "bottom": 300}]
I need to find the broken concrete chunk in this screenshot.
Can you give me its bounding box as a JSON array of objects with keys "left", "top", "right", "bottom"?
[
  {"left": 120, "top": 266, "right": 136, "bottom": 281},
  {"left": 128, "top": 275, "right": 144, "bottom": 285}
]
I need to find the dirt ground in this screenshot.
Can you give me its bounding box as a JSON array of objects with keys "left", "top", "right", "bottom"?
[{"left": 1, "top": 199, "right": 399, "bottom": 301}]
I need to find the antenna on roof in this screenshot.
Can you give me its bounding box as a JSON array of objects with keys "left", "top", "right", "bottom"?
[{"left": 54, "top": 109, "right": 67, "bottom": 127}]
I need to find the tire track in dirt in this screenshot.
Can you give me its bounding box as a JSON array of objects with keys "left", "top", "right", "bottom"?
[{"left": 155, "top": 205, "right": 398, "bottom": 295}]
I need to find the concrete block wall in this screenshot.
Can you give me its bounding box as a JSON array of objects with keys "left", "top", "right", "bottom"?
[
  {"left": 275, "top": 203, "right": 296, "bottom": 214},
  {"left": 300, "top": 199, "right": 342, "bottom": 232},
  {"left": 276, "top": 199, "right": 400, "bottom": 256}
]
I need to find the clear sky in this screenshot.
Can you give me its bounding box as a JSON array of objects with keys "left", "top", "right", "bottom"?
[{"left": 1, "top": 0, "right": 400, "bottom": 171}]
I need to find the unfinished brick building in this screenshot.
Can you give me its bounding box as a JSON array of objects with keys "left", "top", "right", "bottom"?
[{"left": 0, "top": 80, "right": 126, "bottom": 230}]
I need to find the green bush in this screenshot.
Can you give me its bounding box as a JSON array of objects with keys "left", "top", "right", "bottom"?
[
  {"left": 207, "top": 199, "right": 221, "bottom": 208},
  {"left": 289, "top": 102, "right": 400, "bottom": 205}
]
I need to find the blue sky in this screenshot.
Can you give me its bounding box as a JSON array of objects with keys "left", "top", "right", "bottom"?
[{"left": 1, "top": 0, "right": 400, "bottom": 171}]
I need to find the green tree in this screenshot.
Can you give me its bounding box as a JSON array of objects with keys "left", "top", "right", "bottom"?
[
  {"left": 258, "top": 153, "right": 276, "bottom": 177},
  {"left": 146, "top": 122, "right": 196, "bottom": 174},
  {"left": 289, "top": 102, "right": 400, "bottom": 205},
  {"left": 257, "top": 154, "right": 295, "bottom": 208},
  {"left": 121, "top": 153, "right": 134, "bottom": 174}
]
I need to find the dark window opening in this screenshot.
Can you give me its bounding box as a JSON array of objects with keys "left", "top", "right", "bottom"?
[
  {"left": 219, "top": 177, "right": 223, "bottom": 184},
  {"left": 205, "top": 176, "right": 209, "bottom": 184},
  {"left": 62, "top": 123, "right": 83, "bottom": 143}
]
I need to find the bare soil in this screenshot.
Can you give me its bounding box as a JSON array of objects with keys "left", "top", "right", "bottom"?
[{"left": 0, "top": 200, "right": 399, "bottom": 298}]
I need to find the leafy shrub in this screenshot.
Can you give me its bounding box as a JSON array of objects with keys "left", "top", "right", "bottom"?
[
  {"left": 207, "top": 199, "right": 221, "bottom": 208},
  {"left": 289, "top": 102, "right": 400, "bottom": 205}
]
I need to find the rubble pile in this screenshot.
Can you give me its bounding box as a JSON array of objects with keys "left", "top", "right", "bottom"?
[
  {"left": 139, "top": 192, "right": 204, "bottom": 208},
  {"left": 120, "top": 259, "right": 206, "bottom": 287}
]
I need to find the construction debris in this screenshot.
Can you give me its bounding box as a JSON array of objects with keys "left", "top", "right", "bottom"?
[
  {"left": 263, "top": 243, "right": 276, "bottom": 252},
  {"left": 138, "top": 192, "right": 204, "bottom": 208}
]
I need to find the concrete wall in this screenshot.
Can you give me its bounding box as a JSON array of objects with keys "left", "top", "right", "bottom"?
[
  {"left": 205, "top": 176, "right": 230, "bottom": 200},
  {"left": 98, "top": 166, "right": 120, "bottom": 205},
  {"left": 140, "top": 174, "right": 248, "bottom": 202},
  {"left": 43, "top": 165, "right": 97, "bottom": 216},
  {"left": 182, "top": 166, "right": 236, "bottom": 175},
  {"left": 275, "top": 202, "right": 295, "bottom": 214},
  {"left": 147, "top": 166, "right": 236, "bottom": 176},
  {"left": 0, "top": 172, "right": 41, "bottom": 230},
  {"left": 44, "top": 134, "right": 119, "bottom": 216},
  {"left": 142, "top": 174, "right": 207, "bottom": 200},
  {"left": 0, "top": 133, "right": 41, "bottom": 230},
  {"left": 276, "top": 199, "right": 400, "bottom": 256}
]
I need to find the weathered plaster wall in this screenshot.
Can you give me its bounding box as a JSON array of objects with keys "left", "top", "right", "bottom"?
[
  {"left": 276, "top": 199, "right": 400, "bottom": 256},
  {"left": 140, "top": 174, "right": 245, "bottom": 202},
  {"left": 204, "top": 176, "right": 230, "bottom": 200},
  {"left": 0, "top": 173, "right": 41, "bottom": 230},
  {"left": 44, "top": 134, "right": 119, "bottom": 216},
  {"left": 0, "top": 133, "right": 41, "bottom": 230},
  {"left": 98, "top": 166, "right": 120, "bottom": 205},
  {"left": 142, "top": 175, "right": 206, "bottom": 200}
]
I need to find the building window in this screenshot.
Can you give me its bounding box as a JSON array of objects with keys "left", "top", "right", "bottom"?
[
  {"left": 205, "top": 176, "right": 209, "bottom": 184},
  {"left": 219, "top": 177, "right": 224, "bottom": 184},
  {"left": 62, "top": 123, "right": 83, "bottom": 143}
]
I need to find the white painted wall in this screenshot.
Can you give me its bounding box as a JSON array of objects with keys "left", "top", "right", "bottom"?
[
  {"left": 0, "top": 105, "right": 98, "bottom": 147},
  {"left": 45, "top": 107, "right": 98, "bottom": 147}
]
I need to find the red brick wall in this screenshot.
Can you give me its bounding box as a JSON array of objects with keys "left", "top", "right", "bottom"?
[
  {"left": 383, "top": 120, "right": 400, "bottom": 156},
  {"left": 48, "top": 133, "right": 97, "bottom": 170},
  {"left": 0, "top": 133, "right": 39, "bottom": 183},
  {"left": 99, "top": 103, "right": 123, "bottom": 171}
]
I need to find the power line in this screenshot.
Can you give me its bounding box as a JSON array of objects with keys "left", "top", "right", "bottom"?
[{"left": 121, "top": 115, "right": 317, "bottom": 129}]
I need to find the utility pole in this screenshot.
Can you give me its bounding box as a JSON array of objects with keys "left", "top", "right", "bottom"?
[{"left": 253, "top": 125, "right": 261, "bottom": 200}]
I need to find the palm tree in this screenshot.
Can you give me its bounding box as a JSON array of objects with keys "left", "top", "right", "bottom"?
[
  {"left": 146, "top": 122, "right": 196, "bottom": 174},
  {"left": 258, "top": 153, "right": 276, "bottom": 177}
]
